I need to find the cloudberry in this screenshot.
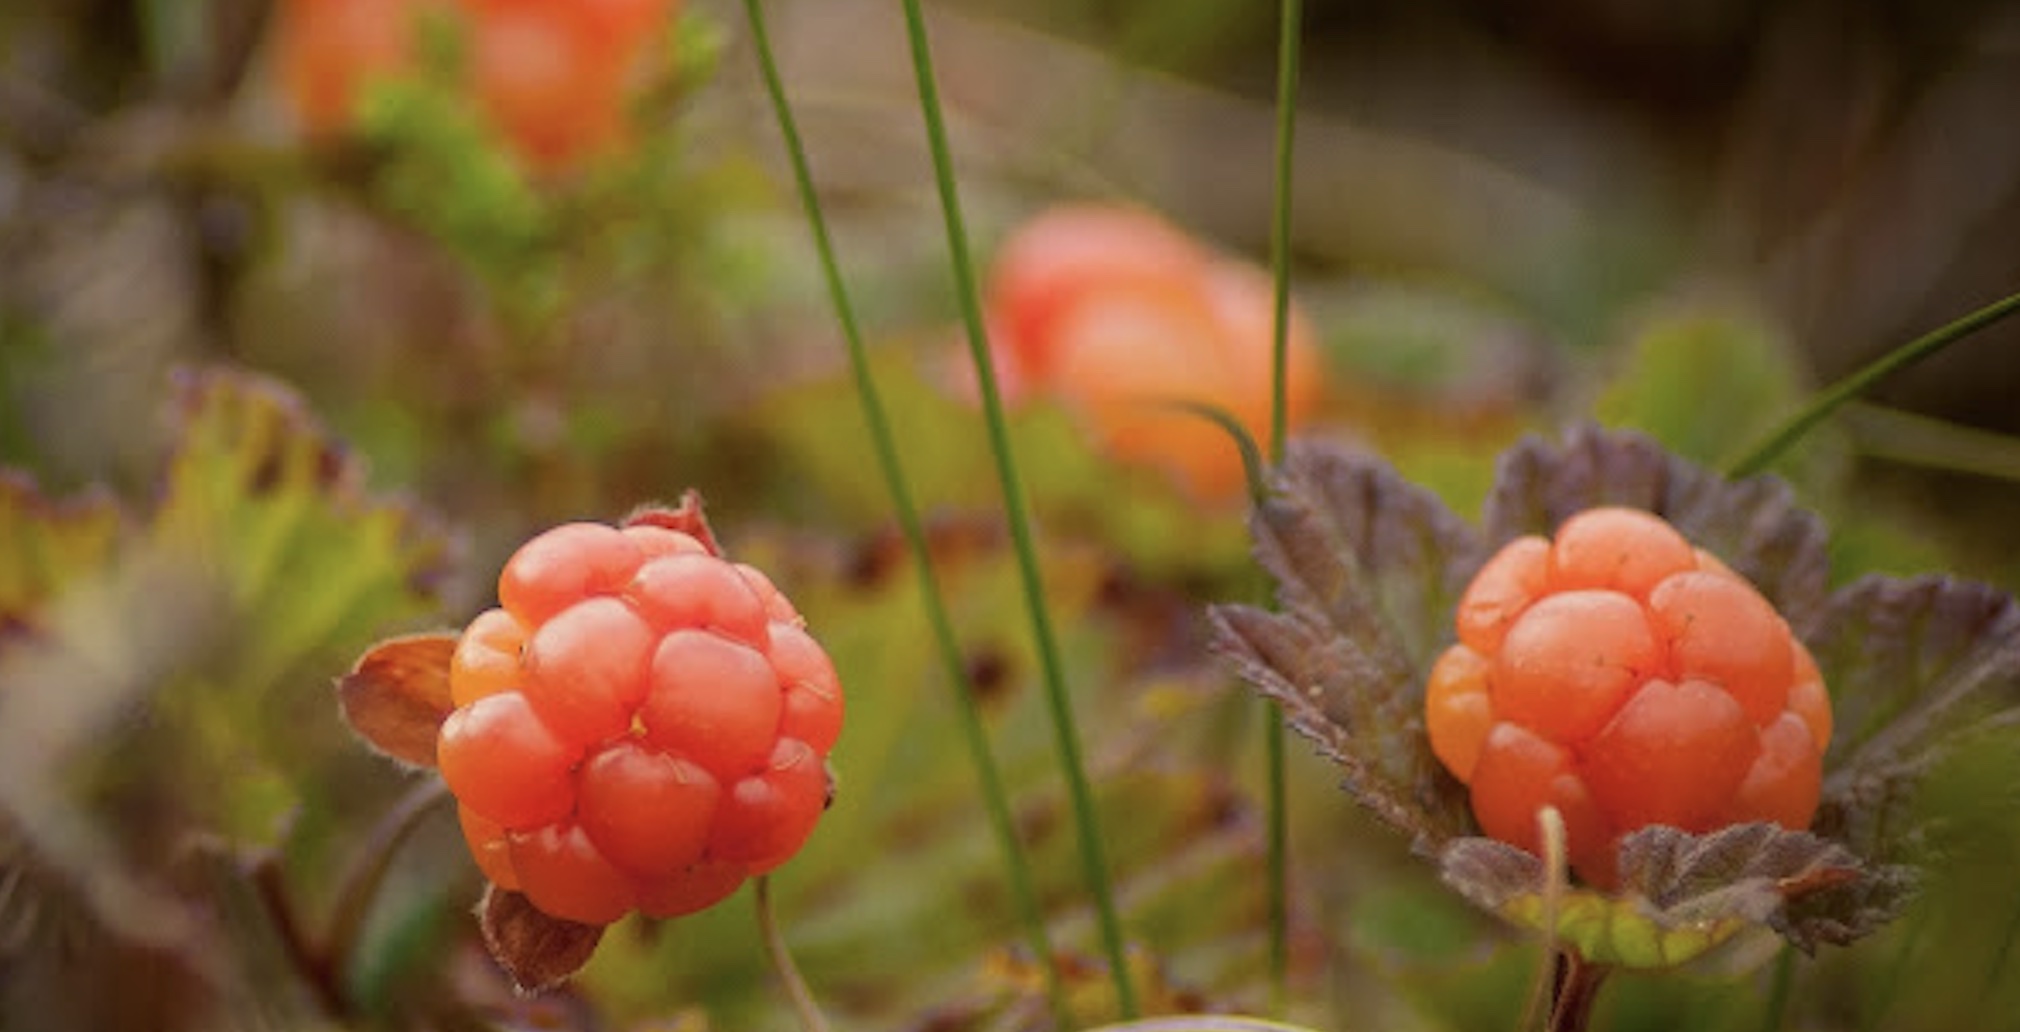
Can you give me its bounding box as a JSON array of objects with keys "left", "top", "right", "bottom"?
[
  {"left": 438, "top": 519, "right": 844, "bottom": 924},
  {"left": 1426, "top": 506, "right": 1828, "bottom": 886},
  {"left": 974, "top": 204, "right": 1325, "bottom": 501}
]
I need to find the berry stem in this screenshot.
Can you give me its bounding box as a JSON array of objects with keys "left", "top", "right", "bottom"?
[
  {"left": 735, "top": 1, "right": 1065, "bottom": 1023},
  {"left": 755, "top": 876, "right": 834, "bottom": 1032},
  {"left": 1546, "top": 953, "right": 1611, "bottom": 1032},
  {"left": 1726, "top": 288, "right": 2020, "bottom": 477},
  {"left": 1262, "top": 0, "right": 1304, "bottom": 1011},
  {"left": 896, "top": 0, "right": 1140, "bottom": 1018},
  {"left": 323, "top": 779, "right": 451, "bottom": 997}
]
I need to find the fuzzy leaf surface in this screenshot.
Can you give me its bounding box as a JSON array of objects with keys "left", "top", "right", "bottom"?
[
  {"left": 1810, "top": 573, "right": 2020, "bottom": 862},
  {"left": 1440, "top": 823, "right": 1910, "bottom": 967},
  {"left": 1480, "top": 424, "right": 1831, "bottom": 632},
  {"left": 1208, "top": 438, "right": 1480, "bottom": 852}
]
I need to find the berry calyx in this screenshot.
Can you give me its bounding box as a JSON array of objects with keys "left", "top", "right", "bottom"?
[
  {"left": 1426, "top": 507, "right": 1829, "bottom": 886},
  {"left": 437, "top": 512, "right": 843, "bottom": 924}
]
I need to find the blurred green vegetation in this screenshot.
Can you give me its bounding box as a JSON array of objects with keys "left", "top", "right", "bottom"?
[{"left": 4, "top": 1, "right": 2020, "bottom": 1031}]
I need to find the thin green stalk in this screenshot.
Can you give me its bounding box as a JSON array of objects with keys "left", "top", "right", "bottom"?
[
  {"left": 1762, "top": 947, "right": 1795, "bottom": 1032},
  {"left": 1262, "top": 0, "right": 1303, "bottom": 1013},
  {"left": 735, "top": 0, "right": 1064, "bottom": 1023},
  {"left": 894, "top": 0, "right": 1139, "bottom": 1018},
  {"left": 1727, "top": 289, "right": 2020, "bottom": 477},
  {"left": 755, "top": 876, "right": 835, "bottom": 1032}
]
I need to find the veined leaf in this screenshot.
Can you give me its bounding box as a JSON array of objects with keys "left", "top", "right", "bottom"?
[
  {"left": 1481, "top": 424, "right": 1831, "bottom": 634},
  {"left": 1208, "top": 438, "right": 1480, "bottom": 852},
  {"left": 1811, "top": 574, "right": 2020, "bottom": 863},
  {"left": 1441, "top": 823, "right": 1913, "bottom": 968}
]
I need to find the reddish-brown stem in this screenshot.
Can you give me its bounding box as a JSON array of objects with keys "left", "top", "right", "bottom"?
[{"left": 1548, "top": 952, "right": 1611, "bottom": 1032}]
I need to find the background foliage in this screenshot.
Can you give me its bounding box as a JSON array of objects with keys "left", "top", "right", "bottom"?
[{"left": 3, "top": 1, "right": 2020, "bottom": 1030}]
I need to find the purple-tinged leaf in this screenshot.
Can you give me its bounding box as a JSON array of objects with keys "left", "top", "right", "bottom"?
[
  {"left": 1480, "top": 424, "right": 1831, "bottom": 633},
  {"left": 1439, "top": 823, "right": 1911, "bottom": 967},
  {"left": 1810, "top": 573, "right": 2020, "bottom": 862},
  {"left": 1208, "top": 439, "right": 1481, "bottom": 852},
  {"left": 477, "top": 885, "right": 606, "bottom": 993}
]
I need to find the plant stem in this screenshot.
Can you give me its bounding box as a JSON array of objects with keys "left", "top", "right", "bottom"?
[
  {"left": 1262, "top": 0, "right": 1303, "bottom": 1014},
  {"left": 321, "top": 779, "right": 450, "bottom": 997},
  {"left": 755, "top": 876, "right": 834, "bottom": 1032},
  {"left": 735, "top": 0, "right": 1065, "bottom": 1022},
  {"left": 1546, "top": 952, "right": 1611, "bottom": 1032},
  {"left": 1762, "top": 947, "right": 1795, "bottom": 1032},
  {"left": 894, "top": 0, "right": 1140, "bottom": 1018},
  {"left": 1727, "top": 289, "right": 2020, "bottom": 477}
]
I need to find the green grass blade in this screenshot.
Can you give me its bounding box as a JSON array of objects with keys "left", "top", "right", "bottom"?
[
  {"left": 893, "top": 0, "right": 1139, "bottom": 1017},
  {"left": 1263, "top": 0, "right": 1304, "bottom": 1013},
  {"left": 735, "top": 0, "right": 1063, "bottom": 1021},
  {"left": 1727, "top": 290, "right": 2020, "bottom": 478}
]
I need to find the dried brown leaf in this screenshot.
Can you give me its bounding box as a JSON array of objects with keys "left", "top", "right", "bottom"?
[
  {"left": 335, "top": 633, "right": 459, "bottom": 768},
  {"left": 624, "top": 490, "right": 722, "bottom": 557},
  {"left": 477, "top": 884, "right": 606, "bottom": 993}
]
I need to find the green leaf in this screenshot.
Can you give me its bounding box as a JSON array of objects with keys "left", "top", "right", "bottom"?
[
  {"left": 0, "top": 471, "right": 123, "bottom": 637},
  {"left": 1440, "top": 823, "right": 1912, "bottom": 969},
  {"left": 1594, "top": 307, "right": 1807, "bottom": 471},
  {"left": 1208, "top": 438, "right": 1480, "bottom": 852},
  {"left": 1481, "top": 424, "right": 1832, "bottom": 632},
  {"left": 1811, "top": 574, "right": 2020, "bottom": 863}
]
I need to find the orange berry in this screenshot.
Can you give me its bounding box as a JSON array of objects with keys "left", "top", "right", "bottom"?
[
  {"left": 1581, "top": 679, "right": 1758, "bottom": 832},
  {"left": 519, "top": 596, "right": 656, "bottom": 742},
  {"left": 1493, "top": 589, "right": 1659, "bottom": 744},
  {"left": 450, "top": 606, "right": 528, "bottom": 706},
  {"left": 499, "top": 521, "right": 644, "bottom": 624},
  {"left": 1547, "top": 507, "right": 1696, "bottom": 598},
  {"left": 1454, "top": 536, "right": 1550, "bottom": 654},
  {"left": 577, "top": 741, "right": 719, "bottom": 877},
  {"left": 1727, "top": 713, "right": 1823, "bottom": 829},
  {"left": 438, "top": 691, "right": 579, "bottom": 828},
  {"left": 436, "top": 515, "right": 842, "bottom": 925},
  {"left": 1425, "top": 644, "right": 1494, "bottom": 783},
  {"left": 458, "top": 804, "right": 521, "bottom": 890},
  {"left": 1431, "top": 509, "right": 1831, "bottom": 888},
  {"left": 508, "top": 822, "right": 635, "bottom": 925},
  {"left": 640, "top": 630, "right": 783, "bottom": 780},
  {"left": 1647, "top": 571, "right": 1794, "bottom": 725}
]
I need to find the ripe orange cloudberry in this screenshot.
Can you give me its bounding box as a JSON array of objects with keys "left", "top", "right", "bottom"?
[
  {"left": 1426, "top": 506, "right": 1829, "bottom": 886},
  {"left": 438, "top": 518, "right": 843, "bottom": 925},
  {"left": 971, "top": 204, "right": 1325, "bottom": 502}
]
